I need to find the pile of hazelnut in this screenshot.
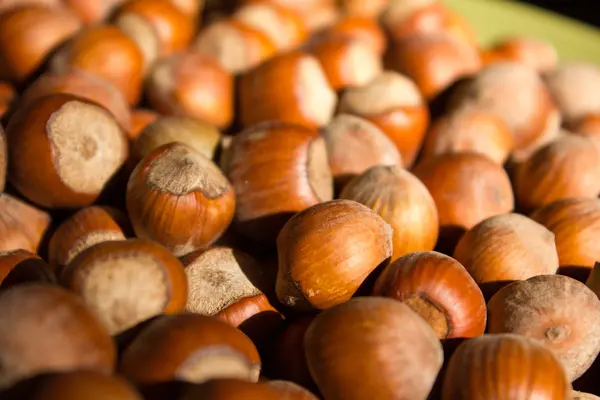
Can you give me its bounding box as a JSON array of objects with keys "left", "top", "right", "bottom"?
[{"left": 0, "top": 0, "right": 599, "bottom": 398}]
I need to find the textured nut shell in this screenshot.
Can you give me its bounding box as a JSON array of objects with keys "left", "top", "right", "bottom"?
[
  {"left": 388, "top": 33, "right": 481, "bottom": 100},
  {"left": 318, "top": 16, "right": 387, "bottom": 55},
  {"left": 0, "top": 6, "right": 81, "bottom": 82},
  {"left": 0, "top": 194, "right": 51, "bottom": 253},
  {"left": 546, "top": 62, "right": 600, "bottom": 125},
  {"left": 146, "top": 50, "right": 233, "bottom": 129},
  {"left": 127, "top": 142, "right": 235, "bottom": 256},
  {"left": 0, "top": 284, "right": 116, "bottom": 389},
  {"left": 119, "top": 313, "right": 261, "bottom": 385},
  {"left": 442, "top": 334, "right": 571, "bottom": 400},
  {"left": 340, "top": 165, "right": 438, "bottom": 261},
  {"left": 373, "top": 251, "right": 486, "bottom": 339},
  {"left": 19, "top": 69, "right": 131, "bottom": 133},
  {"left": 482, "top": 37, "right": 558, "bottom": 73},
  {"left": 276, "top": 200, "right": 393, "bottom": 311},
  {"left": 50, "top": 26, "right": 144, "bottom": 105},
  {"left": 488, "top": 275, "right": 600, "bottom": 380},
  {"left": 49, "top": 206, "right": 127, "bottom": 272},
  {"left": 531, "top": 198, "right": 600, "bottom": 268},
  {"left": 422, "top": 110, "right": 515, "bottom": 164},
  {"left": 450, "top": 62, "right": 558, "bottom": 149},
  {"left": 453, "top": 213, "right": 559, "bottom": 284},
  {"left": 239, "top": 51, "right": 337, "bottom": 129},
  {"left": 305, "top": 297, "right": 443, "bottom": 400},
  {"left": 514, "top": 135, "right": 600, "bottom": 211},
  {"left": 412, "top": 152, "right": 514, "bottom": 230}
]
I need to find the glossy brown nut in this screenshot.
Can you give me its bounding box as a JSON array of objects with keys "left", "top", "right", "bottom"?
[
  {"left": 50, "top": 25, "right": 145, "bottom": 105},
  {"left": 514, "top": 135, "right": 600, "bottom": 211},
  {"left": 276, "top": 200, "right": 392, "bottom": 311},
  {"left": 488, "top": 275, "right": 600, "bottom": 380},
  {"left": 305, "top": 36, "right": 382, "bottom": 91},
  {"left": 338, "top": 0, "right": 388, "bottom": 18},
  {"left": 0, "top": 284, "right": 116, "bottom": 389},
  {"left": 0, "top": 6, "right": 81, "bottom": 83},
  {"left": 64, "top": 0, "right": 126, "bottom": 24},
  {"left": 48, "top": 206, "right": 127, "bottom": 273},
  {"left": 481, "top": 37, "right": 558, "bottom": 73},
  {"left": 340, "top": 165, "right": 438, "bottom": 261},
  {"left": 387, "top": 33, "right": 481, "bottom": 100},
  {"left": 146, "top": 50, "right": 233, "bottom": 129},
  {"left": 233, "top": 2, "right": 307, "bottom": 51},
  {"left": 0, "top": 257, "right": 55, "bottom": 290},
  {"left": 0, "top": 81, "right": 15, "bottom": 118},
  {"left": 126, "top": 142, "right": 235, "bottom": 256},
  {"left": 61, "top": 239, "right": 187, "bottom": 334},
  {"left": 572, "top": 113, "right": 600, "bottom": 139},
  {"left": 373, "top": 251, "right": 486, "bottom": 339},
  {"left": 0, "top": 0, "right": 61, "bottom": 13},
  {"left": 194, "top": 19, "right": 276, "bottom": 74},
  {"left": 0, "top": 250, "right": 40, "bottom": 283},
  {"left": 7, "top": 94, "right": 129, "bottom": 209},
  {"left": 531, "top": 198, "right": 600, "bottom": 268},
  {"left": 170, "top": 0, "right": 204, "bottom": 20},
  {"left": 546, "top": 62, "right": 600, "bottom": 126},
  {"left": 225, "top": 121, "right": 332, "bottom": 244},
  {"left": 19, "top": 69, "right": 132, "bottom": 133},
  {"left": 305, "top": 297, "right": 443, "bottom": 400},
  {"left": 422, "top": 110, "right": 515, "bottom": 165},
  {"left": 442, "top": 334, "right": 571, "bottom": 400},
  {"left": 316, "top": 16, "right": 387, "bottom": 55},
  {"left": 264, "top": 381, "right": 318, "bottom": 400},
  {"left": 129, "top": 108, "right": 159, "bottom": 140},
  {"left": 0, "top": 194, "right": 51, "bottom": 253},
  {"left": 14, "top": 370, "right": 143, "bottom": 400},
  {"left": 132, "top": 116, "right": 221, "bottom": 162},
  {"left": 181, "top": 379, "right": 282, "bottom": 400},
  {"left": 412, "top": 152, "right": 514, "bottom": 232},
  {"left": 454, "top": 213, "right": 559, "bottom": 285},
  {"left": 239, "top": 51, "right": 337, "bottom": 129},
  {"left": 338, "top": 71, "right": 429, "bottom": 167},
  {"left": 119, "top": 313, "right": 261, "bottom": 385},
  {"left": 450, "top": 61, "right": 560, "bottom": 150},
  {"left": 322, "top": 114, "right": 401, "bottom": 189}
]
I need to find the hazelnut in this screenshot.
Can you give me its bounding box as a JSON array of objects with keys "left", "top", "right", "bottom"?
[
  {"left": 531, "top": 198, "right": 600, "bottom": 269},
  {"left": 340, "top": 165, "right": 438, "bottom": 261},
  {"left": 6, "top": 94, "right": 129, "bottom": 209},
  {"left": 233, "top": 2, "right": 307, "bottom": 51},
  {"left": 0, "top": 0, "right": 61, "bottom": 14},
  {"left": 450, "top": 62, "right": 560, "bottom": 150},
  {"left": 305, "top": 297, "right": 443, "bottom": 400},
  {"left": 48, "top": 206, "right": 128, "bottom": 273},
  {"left": 119, "top": 313, "right": 261, "bottom": 385},
  {"left": 170, "top": 0, "right": 204, "bottom": 20},
  {"left": 239, "top": 51, "right": 337, "bottom": 129},
  {"left": 305, "top": 36, "right": 382, "bottom": 91},
  {"left": 316, "top": 16, "right": 387, "bottom": 55},
  {"left": 146, "top": 50, "right": 233, "bottom": 129},
  {"left": 387, "top": 33, "right": 481, "bottom": 100},
  {"left": 373, "top": 251, "right": 486, "bottom": 339},
  {"left": 381, "top": 0, "right": 477, "bottom": 45},
  {"left": 194, "top": 19, "right": 276, "bottom": 74},
  {"left": 412, "top": 152, "right": 514, "bottom": 235},
  {"left": 454, "top": 213, "right": 559, "bottom": 291},
  {"left": 265, "top": 381, "right": 318, "bottom": 400},
  {"left": 338, "top": 0, "right": 389, "bottom": 18},
  {"left": 0, "top": 255, "right": 55, "bottom": 290},
  {"left": 422, "top": 109, "right": 515, "bottom": 164},
  {"left": 61, "top": 239, "right": 187, "bottom": 334},
  {"left": 50, "top": 25, "right": 145, "bottom": 105},
  {"left": 0, "top": 81, "right": 15, "bottom": 118},
  {"left": 514, "top": 135, "right": 600, "bottom": 211},
  {"left": 546, "top": 62, "right": 600, "bottom": 126},
  {"left": 338, "top": 71, "right": 429, "bottom": 166},
  {"left": 181, "top": 379, "right": 282, "bottom": 400},
  {"left": 63, "top": 0, "right": 126, "bottom": 24},
  {"left": 574, "top": 392, "right": 600, "bottom": 400},
  {"left": 129, "top": 108, "right": 159, "bottom": 140},
  {"left": 19, "top": 69, "right": 132, "bottom": 133},
  {"left": 586, "top": 262, "right": 600, "bottom": 299},
  {"left": 0, "top": 194, "right": 51, "bottom": 253},
  {"left": 0, "top": 250, "right": 40, "bottom": 283},
  {"left": 488, "top": 274, "right": 600, "bottom": 380},
  {"left": 442, "top": 334, "right": 571, "bottom": 399},
  {"left": 133, "top": 116, "right": 221, "bottom": 161},
  {"left": 126, "top": 142, "right": 235, "bottom": 256},
  {"left": 0, "top": 5, "right": 81, "bottom": 83},
  {"left": 572, "top": 113, "right": 600, "bottom": 139},
  {"left": 276, "top": 200, "right": 392, "bottom": 311},
  {"left": 322, "top": 114, "right": 402, "bottom": 189},
  {"left": 115, "top": 0, "right": 194, "bottom": 69},
  {"left": 481, "top": 37, "right": 558, "bottom": 73},
  {"left": 225, "top": 121, "right": 332, "bottom": 244},
  {"left": 0, "top": 284, "right": 115, "bottom": 389}
]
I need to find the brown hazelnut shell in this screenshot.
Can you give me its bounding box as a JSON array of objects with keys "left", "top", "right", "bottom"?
[
  {"left": 0, "top": 194, "right": 51, "bottom": 253},
  {"left": 129, "top": 108, "right": 159, "bottom": 140},
  {"left": 181, "top": 379, "right": 282, "bottom": 400},
  {"left": 317, "top": 16, "right": 387, "bottom": 55},
  {"left": 481, "top": 37, "right": 558, "bottom": 73},
  {"left": 63, "top": 0, "right": 126, "bottom": 24}
]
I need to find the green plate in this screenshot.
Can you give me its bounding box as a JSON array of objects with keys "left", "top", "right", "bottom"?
[{"left": 445, "top": 0, "right": 600, "bottom": 64}]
